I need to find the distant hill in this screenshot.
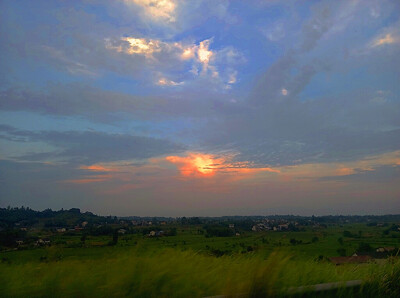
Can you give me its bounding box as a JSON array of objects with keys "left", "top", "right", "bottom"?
[
  {"left": 0, "top": 207, "right": 112, "bottom": 229},
  {"left": 1, "top": 206, "right": 400, "bottom": 229}
]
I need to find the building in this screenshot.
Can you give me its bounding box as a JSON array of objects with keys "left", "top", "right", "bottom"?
[
  {"left": 376, "top": 247, "right": 395, "bottom": 253},
  {"left": 36, "top": 238, "right": 51, "bottom": 246},
  {"left": 278, "top": 224, "right": 289, "bottom": 231},
  {"left": 329, "top": 256, "right": 372, "bottom": 265}
]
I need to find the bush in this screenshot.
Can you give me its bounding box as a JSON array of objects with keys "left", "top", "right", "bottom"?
[
  {"left": 337, "top": 248, "right": 346, "bottom": 256},
  {"left": 343, "top": 230, "right": 354, "bottom": 237},
  {"left": 356, "top": 242, "right": 373, "bottom": 254},
  {"left": 203, "top": 225, "right": 235, "bottom": 237}
]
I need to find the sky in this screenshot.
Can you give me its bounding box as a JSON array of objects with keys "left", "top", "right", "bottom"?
[{"left": 0, "top": 0, "right": 399, "bottom": 216}]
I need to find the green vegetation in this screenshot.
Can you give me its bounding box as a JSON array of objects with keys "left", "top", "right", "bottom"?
[
  {"left": 1, "top": 248, "right": 400, "bottom": 297},
  {"left": 1, "top": 207, "right": 400, "bottom": 297}
]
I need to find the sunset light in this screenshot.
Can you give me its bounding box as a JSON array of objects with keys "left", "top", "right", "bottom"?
[
  {"left": 166, "top": 153, "right": 218, "bottom": 176},
  {"left": 1, "top": 1, "right": 399, "bottom": 295},
  {"left": 1, "top": 0, "right": 399, "bottom": 219}
]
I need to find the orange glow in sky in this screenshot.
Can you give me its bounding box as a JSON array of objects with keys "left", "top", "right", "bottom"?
[
  {"left": 166, "top": 152, "right": 280, "bottom": 178},
  {"left": 166, "top": 153, "right": 219, "bottom": 176},
  {"left": 80, "top": 165, "right": 110, "bottom": 172},
  {"left": 63, "top": 174, "right": 112, "bottom": 184},
  {"left": 62, "top": 164, "right": 117, "bottom": 184}
]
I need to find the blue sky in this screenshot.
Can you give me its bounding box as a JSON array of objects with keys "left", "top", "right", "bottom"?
[{"left": 0, "top": 0, "right": 399, "bottom": 216}]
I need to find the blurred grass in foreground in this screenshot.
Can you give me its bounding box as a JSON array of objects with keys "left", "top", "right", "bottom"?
[{"left": 0, "top": 248, "right": 399, "bottom": 297}]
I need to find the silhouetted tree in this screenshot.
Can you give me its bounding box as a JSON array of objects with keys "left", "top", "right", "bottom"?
[{"left": 112, "top": 230, "right": 118, "bottom": 245}]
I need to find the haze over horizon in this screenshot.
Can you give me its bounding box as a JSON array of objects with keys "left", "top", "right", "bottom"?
[{"left": 1, "top": 0, "right": 399, "bottom": 217}]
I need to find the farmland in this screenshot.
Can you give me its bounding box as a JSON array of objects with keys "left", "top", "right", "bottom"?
[{"left": 1, "top": 208, "right": 400, "bottom": 297}]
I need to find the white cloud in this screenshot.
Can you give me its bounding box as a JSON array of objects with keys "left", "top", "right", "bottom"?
[
  {"left": 121, "top": 0, "right": 236, "bottom": 36},
  {"left": 124, "top": 0, "right": 177, "bottom": 23},
  {"left": 42, "top": 46, "right": 98, "bottom": 77},
  {"left": 157, "top": 77, "right": 183, "bottom": 86},
  {"left": 121, "top": 37, "right": 161, "bottom": 56},
  {"left": 105, "top": 37, "right": 174, "bottom": 59},
  {"left": 371, "top": 90, "right": 389, "bottom": 104},
  {"left": 262, "top": 22, "right": 286, "bottom": 41},
  {"left": 181, "top": 47, "right": 196, "bottom": 60},
  {"left": 105, "top": 36, "right": 243, "bottom": 88},
  {"left": 371, "top": 33, "right": 398, "bottom": 47},
  {"left": 228, "top": 71, "right": 238, "bottom": 84},
  {"left": 370, "top": 7, "right": 380, "bottom": 18},
  {"left": 197, "top": 39, "right": 213, "bottom": 71}
]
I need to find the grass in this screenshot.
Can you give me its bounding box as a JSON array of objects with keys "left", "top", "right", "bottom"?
[
  {"left": 1, "top": 224, "right": 399, "bottom": 297},
  {"left": 1, "top": 247, "right": 399, "bottom": 297}
]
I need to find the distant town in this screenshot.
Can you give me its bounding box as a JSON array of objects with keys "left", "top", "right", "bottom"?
[{"left": 2, "top": 206, "right": 400, "bottom": 262}]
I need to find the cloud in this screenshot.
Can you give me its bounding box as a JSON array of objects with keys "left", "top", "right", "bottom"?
[
  {"left": 166, "top": 152, "right": 280, "bottom": 178},
  {"left": 41, "top": 46, "right": 98, "bottom": 77},
  {"left": 0, "top": 83, "right": 155, "bottom": 119},
  {"left": 105, "top": 36, "right": 242, "bottom": 88},
  {"left": 0, "top": 125, "right": 184, "bottom": 164},
  {"left": 109, "top": 37, "right": 164, "bottom": 57},
  {"left": 157, "top": 77, "right": 183, "bottom": 86},
  {"left": 319, "top": 165, "right": 400, "bottom": 184},
  {"left": 262, "top": 22, "right": 286, "bottom": 42},
  {"left": 0, "top": 0, "right": 243, "bottom": 93},
  {"left": 370, "top": 25, "right": 400, "bottom": 48},
  {"left": 278, "top": 150, "right": 400, "bottom": 181},
  {"left": 197, "top": 40, "right": 213, "bottom": 70},
  {"left": 124, "top": 0, "right": 177, "bottom": 23},
  {"left": 105, "top": 37, "right": 182, "bottom": 59},
  {"left": 79, "top": 165, "right": 119, "bottom": 172},
  {"left": 123, "top": 0, "right": 236, "bottom": 28},
  {"left": 2, "top": 150, "right": 398, "bottom": 216},
  {"left": 1, "top": 1, "right": 399, "bottom": 179},
  {"left": 198, "top": 1, "right": 400, "bottom": 167},
  {"left": 300, "top": 2, "right": 333, "bottom": 51},
  {"left": 63, "top": 175, "right": 113, "bottom": 184},
  {"left": 372, "top": 33, "right": 396, "bottom": 47},
  {"left": 0, "top": 82, "right": 238, "bottom": 122},
  {"left": 166, "top": 153, "right": 218, "bottom": 177}
]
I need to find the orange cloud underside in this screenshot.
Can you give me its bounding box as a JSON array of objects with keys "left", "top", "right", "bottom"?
[
  {"left": 335, "top": 167, "right": 355, "bottom": 176},
  {"left": 80, "top": 165, "right": 116, "bottom": 172},
  {"left": 63, "top": 164, "right": 117, "bottom": 184},
  {"left": 166, "top": 153, "right": 279, "bottom": 177},
  {"left": 166, "top": 153, "right": 218, "bottom": 176},
  {"left": 63, "top": 174, "right": 112, "bottom": 184}
]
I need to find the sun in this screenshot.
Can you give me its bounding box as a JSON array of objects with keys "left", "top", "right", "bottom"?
[
  {"left": 166, "top": 153, "right": 217, "bottom": 176},
  {"left": 192, "top": 155, "right": 214, "bottom": 174}
]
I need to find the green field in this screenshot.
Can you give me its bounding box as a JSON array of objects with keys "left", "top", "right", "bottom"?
[{"left": 1, "top": 222, "right": 400, "bottom": 297}]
